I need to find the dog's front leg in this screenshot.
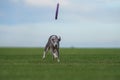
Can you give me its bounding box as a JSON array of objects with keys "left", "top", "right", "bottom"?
[
  {"left": 52, "top": 50, "right": 60, "bottom": 62},
  {"left": 56, "top": 52, "right": 60, "bottom": 62}
]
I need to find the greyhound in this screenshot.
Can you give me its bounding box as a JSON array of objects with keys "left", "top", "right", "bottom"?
[{"left": 42, "top": 35, "right": 61, "bottom": 62}]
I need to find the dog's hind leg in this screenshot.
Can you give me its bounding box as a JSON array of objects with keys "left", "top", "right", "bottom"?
[
  {"left": 42, "top": 47, "right": 49, "bottom": 59},
  {"left": 42, "top": 51, "right": 46, "bottom": 59}
]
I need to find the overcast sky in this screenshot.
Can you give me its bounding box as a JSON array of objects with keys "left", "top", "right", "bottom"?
[{"left": 0, "top": 0, "right": 120, "bottom": 47}]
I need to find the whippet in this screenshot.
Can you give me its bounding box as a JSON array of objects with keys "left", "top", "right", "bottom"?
[{"left": 42, "top": 35, "right": 61, "bottom": 62}]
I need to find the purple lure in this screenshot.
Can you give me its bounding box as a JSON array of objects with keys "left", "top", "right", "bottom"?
[{"left": 55, "top": 3, "right": 59, "bottom": 20}]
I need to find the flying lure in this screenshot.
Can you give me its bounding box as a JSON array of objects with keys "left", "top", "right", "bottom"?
[{"left": 55, "top": 2, "right": 59, "bottom": 20}]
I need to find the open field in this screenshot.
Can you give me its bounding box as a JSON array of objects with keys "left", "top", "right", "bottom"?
[{"left": 0, "top": 48, "right": 120, "bottom": 80}]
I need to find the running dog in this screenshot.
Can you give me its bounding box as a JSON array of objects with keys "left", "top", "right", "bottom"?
[{"left": 42, "top": 35, "right": 61, "bottom": 62}]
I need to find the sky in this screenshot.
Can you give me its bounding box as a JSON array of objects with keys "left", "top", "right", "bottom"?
[{"left": 0, "top": 0, "right": 120, "bottom": 48}]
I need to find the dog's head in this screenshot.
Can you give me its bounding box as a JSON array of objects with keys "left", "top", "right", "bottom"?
[{"left": 50, "top": 35, "right": 61, "bottom": 48}]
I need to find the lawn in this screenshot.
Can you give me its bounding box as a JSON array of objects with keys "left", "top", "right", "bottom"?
[{"left": 0, "top": 48, "right": 120, "bottom": 80}]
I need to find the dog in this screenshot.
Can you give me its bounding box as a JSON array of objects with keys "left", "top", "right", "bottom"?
[{"left": 42, "top": 35, "right": 61, "bottom": 62}]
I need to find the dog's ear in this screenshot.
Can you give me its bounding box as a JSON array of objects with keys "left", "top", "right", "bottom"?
[{"left": 58, "top": 36, "right": 61, "bottom": 41}]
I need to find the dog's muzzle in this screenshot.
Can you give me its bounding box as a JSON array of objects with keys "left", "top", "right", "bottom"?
[{"left": 53, "top": 42, "right": 58, "bottom": 48}]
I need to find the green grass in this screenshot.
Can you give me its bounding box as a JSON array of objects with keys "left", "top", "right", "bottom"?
[{"left": 0, "top": 48, "right": 120, "bottom": 80}]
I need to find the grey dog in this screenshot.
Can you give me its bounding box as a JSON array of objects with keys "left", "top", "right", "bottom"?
[{"left": 42, "top": 35, "right": 61, "bottom": 62}]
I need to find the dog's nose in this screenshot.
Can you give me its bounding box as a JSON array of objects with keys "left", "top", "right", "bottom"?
[
  {"left": 54, "top": 43, "right": 58, "bottom": 47},
  {"left": 55, "top": 44, "right": 57, "bottom": 47}
]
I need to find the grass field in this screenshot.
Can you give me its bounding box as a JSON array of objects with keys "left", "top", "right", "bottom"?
[{"left": 0, "top": 48, "right": 120, "bottom": 80}]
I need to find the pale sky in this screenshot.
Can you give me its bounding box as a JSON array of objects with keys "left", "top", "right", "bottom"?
[{"left": 0, "top": 0, "right": 120, "bottom": 47}]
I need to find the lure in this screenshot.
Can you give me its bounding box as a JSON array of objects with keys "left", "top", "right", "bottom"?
[{"left": 55, "top": 3, "right": 59, "bottom": 20}]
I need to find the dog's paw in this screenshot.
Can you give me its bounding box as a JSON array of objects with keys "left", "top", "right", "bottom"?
[{"left": 57, "top": 59, "right": 60, "bottom": 62}]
